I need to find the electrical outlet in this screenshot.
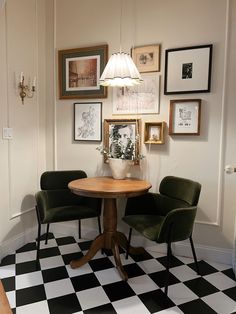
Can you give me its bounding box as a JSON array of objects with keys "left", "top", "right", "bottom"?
[{"left": 2, "top": 127, "right": 13, "bottom": 139}]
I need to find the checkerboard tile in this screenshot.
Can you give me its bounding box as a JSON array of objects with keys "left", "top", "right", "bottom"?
[{"left": 0, "top": 233, "right": 235, "bottom": 314}]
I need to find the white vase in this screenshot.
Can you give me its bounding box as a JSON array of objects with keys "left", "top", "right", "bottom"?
[{"left": 108, "top": 158, "right": 132, "bottom": 180}]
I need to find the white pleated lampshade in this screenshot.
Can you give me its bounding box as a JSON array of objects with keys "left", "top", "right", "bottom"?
[{"left": 99, "top": 52, "right": 143, "bottom": 87}]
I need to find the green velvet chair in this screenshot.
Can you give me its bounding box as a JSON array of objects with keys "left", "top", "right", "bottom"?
[
  {"left": 35, "top": 170, "right": 102, "bottom": 262},
  {"left": 122, "top": 176, "right": 201, "bottom": 295}
]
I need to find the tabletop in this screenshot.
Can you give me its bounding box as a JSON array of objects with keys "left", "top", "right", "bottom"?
[{"left": 68, "top": 176, "right": 152, "bottom": 199}]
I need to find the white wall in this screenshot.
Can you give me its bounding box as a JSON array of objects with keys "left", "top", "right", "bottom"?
[
  {"left": 55, "top": 0, "right": 236, "bottom": 259},
  {"left": 0, "top": 0, "right": 51, "bottom": 259}
]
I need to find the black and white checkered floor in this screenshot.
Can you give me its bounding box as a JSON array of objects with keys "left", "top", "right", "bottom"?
[{"left": 0, "top": 233, "right": 235, "bottom": 314}]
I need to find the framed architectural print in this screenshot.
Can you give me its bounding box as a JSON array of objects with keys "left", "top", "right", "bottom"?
[
  {"left": 132, "top": 44, "right": 161, "bottom": 73},
  {"left": 164, "top": 45, "right": 212, "bottom": 94},
  {"left": 59, "top": 45, "right": 108, "bottom": 99},
  {"left": 144, "top": 122, "right": 165, "bottom": 144},
  {"left": 103, "top": 119, "right": 141, "bottom": 164},
  {"left": 74, "top": 102, "right": 102, "bottom": 141},
  {"left": 113, "top": 73, "right": 160, "bottom": 115},
  {"left": 169, "top": 99, "right": 201, "bottom": 135}
]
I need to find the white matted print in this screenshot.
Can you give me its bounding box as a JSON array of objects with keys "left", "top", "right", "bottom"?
[
  {"left": 74, "top": 102, "right": 102, "bottom": 141},
  {"left": 112, "top": 73, "right": 160, "bottom": 115}
]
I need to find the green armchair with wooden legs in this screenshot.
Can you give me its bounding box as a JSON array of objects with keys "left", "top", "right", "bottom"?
[
  {"left": 35, "top": 170, "right": 102, "bottom": 262},
  {"left": 122, "top": 176, "right": 201, "bottom": 296}
]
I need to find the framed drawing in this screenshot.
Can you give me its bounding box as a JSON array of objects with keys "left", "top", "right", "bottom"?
[
  {"left": 164, "top": 44, "right": 212, "bottom": 94},
  {"left": 169, "top": 99, "right": 201, "bottom": 135},
  {"left": 132, "top": 44, "right": 161, "bottom": 73},
  {"left": 113, "top": 73, "right": 160, "bottom": 115},
  {"left": 144, "top": 122, "right": 165, "bottom": 144},
  {"left": 74, "top": 102, "right": 102, "bottom": 141},
  {"left": 104, "top": 119, "right": 141, "bottom": 164},
  {"left": 58, "top": 45, "right": 108, "bottom": 99}
]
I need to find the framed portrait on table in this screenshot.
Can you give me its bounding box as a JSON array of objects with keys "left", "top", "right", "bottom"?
[
  {"left": 164, "top": 44, "right": 212, "bottom": 94},
  {"left": 58, "top": 45, "right": 108, "bottom": 99},
  {"left": 169, "top": 99, "right": 201, "bottom": 135},
  {"left": 103, "top": 119, "right": 141, "bottom": 164},
  {"left": 74, "top": 102, "right": 102, "bottom": 141}
]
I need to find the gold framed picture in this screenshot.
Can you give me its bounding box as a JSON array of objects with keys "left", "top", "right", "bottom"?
[
  {"left": 132, "top": 44, "right": 161, "bottom": 73},
  {"left": 144, "top": 122, "right": 165, "bottom": 144},
  {"left": 104, "top": 119, "right": 141, "bottom": 164}
]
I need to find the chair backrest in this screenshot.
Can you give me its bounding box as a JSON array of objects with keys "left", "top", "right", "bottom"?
[
  {"left": 159, "top": 176, "right": 201, "bottom": 206},
  {"left": 40, "top": 170, "right": 87, "bottom": 190}
]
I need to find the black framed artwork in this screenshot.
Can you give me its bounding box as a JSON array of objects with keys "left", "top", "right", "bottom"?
[{"left": 164, "top": 44, "right": 213, "bottom": 94}]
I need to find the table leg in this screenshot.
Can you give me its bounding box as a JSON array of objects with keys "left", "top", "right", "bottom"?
[
  {"left": 111, "top": 236, "right": 128, "bottom": 281},
  {"left": 70, "top": 234, "right": 104, "bottom": 269},
  {"left": 116, "top": 231, "right": 146, "bottom": 255}
]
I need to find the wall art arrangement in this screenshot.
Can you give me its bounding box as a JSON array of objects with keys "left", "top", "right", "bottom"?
[
  {"left": 112, "top": 73, "right": 160, "bottom": 115},
  {"left": 74, "top": 102, "right": 102, "bottom": 141},
  {"left": 144, "top": 122, "right": 165, "bottom": 144},
  {"left": 103, "top": 119, "right": 141, "bottom": 164},
  {"left": 164, "top": 44, "right": 212, "bottom": 94},
  {"left": 59, "top": 45, "right": 108, "bottom": 99},
  {"left": 169, "top": 99, "right": 201, "bottom": 135},
  {"left": 131, "top": 44, "right": 161, "bottom": 73}
]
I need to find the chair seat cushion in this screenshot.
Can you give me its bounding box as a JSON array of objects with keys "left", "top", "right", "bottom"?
[
  {"left": 42, "top": 205, "right": 99, "bottom": 224},
  {"left": 122, "top": 215, "right": 165, "bottom": 241}
]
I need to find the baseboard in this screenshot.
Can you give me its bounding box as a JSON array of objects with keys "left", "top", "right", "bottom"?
[
  {"left": 0, "top": 223, "right": 233, "bottom": 268},
  {"left": 130, "top": 235, "right": 233, "bottom": 266},
  {"left": 0, "top": 226, "right": 39, "bottom": 262}
]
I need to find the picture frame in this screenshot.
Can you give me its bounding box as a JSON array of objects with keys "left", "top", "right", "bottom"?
[
  {"left": 169, "top": 99, "right": 201, "bottom": 135},
  {"left": 74, "top": 102, "right": 102, "bottom": 141},
  {"left": 58, "top": 45, "right": 108, "bottom": 99},
  {"left": 164, "top": 44, "right": 212, "bottom": 94},
  {"left": 112, "top": 73, "right": 160, "bottom": 115},
  {"left": 104, "top": 119, "right": 141, "bottom": 164},
  {"left": 131, "top": 44, "right": 161, "bottom": 73},
  {"left": 144, "top": 122, "right": 165, "bottom": 144}
]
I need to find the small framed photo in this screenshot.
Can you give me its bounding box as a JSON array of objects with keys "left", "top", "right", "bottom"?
[
  {"left": 164, "top": 44, "right": 212, "bottom": 94},
  {"left": 131, "top": 44, "right": 161, "bottom": 73},
  {"left": 144, "top": 122, "right": 165, "bottom": 144},
  {"left": 104, "top": 119, "right": 141, "bottom": 164},
  {"left": 169, "top": 99, "right": 201, "bottom": 135},
  {"left": 74, "top": 102, "right": 102, "bottom": 141},
  {"left": 58, "top": 45, "right": 108, "bottom": 99}
]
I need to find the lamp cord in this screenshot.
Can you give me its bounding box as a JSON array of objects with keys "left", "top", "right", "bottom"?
[{"left": 119, "top": 0, "right": 123, "bottom": 52}]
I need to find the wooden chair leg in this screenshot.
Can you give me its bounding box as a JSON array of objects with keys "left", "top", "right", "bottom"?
[
  {"left": 189, "top": 234, "right": 200, "bottom": 275},
  {"left": 78, "top": 219, "right": 81, "bottom": 239},
  {"left": 45, "top": 223, "right": 50, "bottom": 244},
  {"left": 125, "top": 228, "right": 132, "bottom": 260}
]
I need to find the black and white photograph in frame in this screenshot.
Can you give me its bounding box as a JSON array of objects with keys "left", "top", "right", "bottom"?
[
  {"left": 74, "top": 102, "right": 102, "bottom": 141},
  {"left": 164, "top": 45, "right": 212, "bottom": 94}
]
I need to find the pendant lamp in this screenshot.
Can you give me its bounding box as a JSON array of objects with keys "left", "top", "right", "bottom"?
[{"left": 99, "top": 1, "right": 143, "bottom": 87}]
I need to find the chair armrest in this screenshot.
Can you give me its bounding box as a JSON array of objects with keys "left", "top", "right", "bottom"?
[
  {"left": 125, "top": 192, "right": 162, "bottom": 216},
  {"left": 35, "top": 191, "right": 50, "bottom": 223},
  {"left": 157, "top": 206, "right": 197, "bottom": 243}
]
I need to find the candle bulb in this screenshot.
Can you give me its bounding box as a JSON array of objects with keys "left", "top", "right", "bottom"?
[
  {"left": 33, "top": 76, "right": 36, "bottom": 88},
  {"left": 20, "top": 72, "right": 23, "bottom": 84}
]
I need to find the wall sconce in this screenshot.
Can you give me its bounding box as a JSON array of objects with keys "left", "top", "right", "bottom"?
[{"left": 18, "top": 72, "right": 36, "bottom": 104}]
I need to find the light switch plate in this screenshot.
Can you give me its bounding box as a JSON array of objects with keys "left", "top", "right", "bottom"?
[{"left": 2, "top": 127, "right": 13, "bottom": 139}]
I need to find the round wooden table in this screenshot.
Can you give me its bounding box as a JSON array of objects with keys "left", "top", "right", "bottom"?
[{"left": 68, "top": 176, "right": 152, "bottom": 280}]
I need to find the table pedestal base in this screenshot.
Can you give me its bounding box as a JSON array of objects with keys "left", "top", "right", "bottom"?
[{"left": 70, "top": 199, "right": 145, "bottom": 281}]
